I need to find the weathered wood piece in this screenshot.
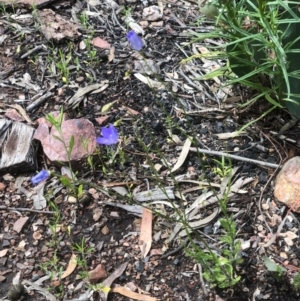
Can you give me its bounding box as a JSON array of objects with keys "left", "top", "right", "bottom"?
[{"left": 0, "top": 120, "right": 37, "bottom": 174}]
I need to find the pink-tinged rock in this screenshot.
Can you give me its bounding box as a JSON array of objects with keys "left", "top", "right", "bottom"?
[
  {"left": 274, "top": 156, "right": 300, "bottom": 212},
  {"left": 34, "top": 118, "right": 96, "bottom": 162},
  {"left": 91, "top": 37, "right": 111, "bottom": 49},
  {"left": 95, "top": 116, "right": 110, "bottom": 126},
  {"left": 13, "top": 217, "right": 29, "bottom": 233},
  {"left": 88, "top": 264, "right": 107, "bottom": 283},
  {"left": 5, "top": 109, "right": 25, "bottom": 122}
]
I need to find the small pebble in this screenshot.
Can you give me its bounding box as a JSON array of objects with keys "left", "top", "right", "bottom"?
[
  {"left": 203, "top": 225, "right": 213, "bottom": 235},
  {"left": 134, "top": 260, "right": 144, "bottom": 273},
  {"left": 31, "top": 274, "right": 40, "bottom": 281},
  {"left": 173, "top": 258, "right": 180, "bottom": 266},
  {"left": 285, "top": 221, "right": 293, "bottom": 229},
  {"left": 76, "top": 76, "right": 85, "bottom": 83},
  {"left": 257, "top": 225, "right": 263, "bottom": 232},
  {"left": 67, "top": 196, "right": 77, "bottom": 203}
]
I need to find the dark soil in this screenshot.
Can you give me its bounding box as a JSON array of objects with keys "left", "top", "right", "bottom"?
[{"left": 1, "top": 1, "right": 300, "bottom": 301}]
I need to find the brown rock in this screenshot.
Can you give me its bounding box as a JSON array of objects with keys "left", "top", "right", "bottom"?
[
  {"left": 89, "top": 264, "right": 107, "bottom": 283},
  {"left": 274, "top": 156, "right": 300, "bottom": 212},
  {"left": 34, "top": 118, "right": 96, "bottom": 162},
  {"left": 13, "top": 217, "right": 29, "bottom": 233}
]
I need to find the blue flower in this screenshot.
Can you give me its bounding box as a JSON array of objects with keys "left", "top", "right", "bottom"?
[
  {"left": 127, "top": 30, "right": 143, "bottom": 51},
  {"left": 97, "top": 124, "right": 119, "bottom": 146},
  {"left": 31, "top": 170, "right": 50, "bottom": 185}
]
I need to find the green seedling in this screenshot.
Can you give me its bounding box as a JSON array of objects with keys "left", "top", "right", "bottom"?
[
  {"left": 46, "top": 108, "right": 81, "bottom": 202},
  {"left": 89, "top": 283, "right": 111, "bottom": 294},
  {"left": 293, "top": 272, "right": 300, "bottom": 291},
  {"left": 79, "top": 11, "right": 89, "bottom": 30},
  {"left": 71, "top": 237, "right": 94, "bottom": 280},
  {"left": 212, "top": 156, "right": 232, "bottom": 179},
  {"left": 56, "top": 49, "right": 72, "bottom": 83}
]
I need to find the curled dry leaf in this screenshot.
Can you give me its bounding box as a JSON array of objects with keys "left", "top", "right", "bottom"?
[
  {"left": 171, "top": 137, "right": 192, "bottom": 173},
  {"left": 134, "top": 73, "right": 164, "bottom": 89},
  {"left": 112, "top": 286, "right": 157, "bottom": 301},
  {"left": 61, "top": 253, "right": 77, "bottom": 279}
]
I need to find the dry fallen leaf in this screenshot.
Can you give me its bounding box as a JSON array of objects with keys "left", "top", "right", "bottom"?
[
  {"left": 108, "top": 46, "right": 115, "bottom": 62},
  {"left": 139, "top": 208, "right": 152, "bottom": 258},
  {"left": 112, "top": 286, "right": 157, "bottom": 301},
  {"left": 61, "top": 253, "right": 77, "bottom": 279},
  {"left": 134, "top": 73, "right": 165, "bottom": 89},
  {"left": 99, "top": 262, "right": 128, "bottom": 301},
  {"left": 171, "top": 137, "right": 192, "bottom": 173}
]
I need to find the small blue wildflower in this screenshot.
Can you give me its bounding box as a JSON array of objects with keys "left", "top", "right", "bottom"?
[
  {"left": 127, "top": 30, "right": 143, "bottom": 51},
  {"left": 97, "top": 124, "right": 119, "bottom": 146},
  {"left": 31, "top": 170, "right": 50, "bottom": 185}
]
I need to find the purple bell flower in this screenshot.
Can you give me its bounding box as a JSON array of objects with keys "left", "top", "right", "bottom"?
[
  {"left": 31, "top": 170, "right": 50, "bottom": 185},
  {"left": 127, "top": 30, "right": 143, "bottom": 51},
  {"left": 97, "top": 124, "right": 119, "bottom": 146}
]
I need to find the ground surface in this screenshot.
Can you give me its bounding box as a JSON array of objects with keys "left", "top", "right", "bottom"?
[{"left": 1, "top": 0, "right": 300, "bottom": 301}]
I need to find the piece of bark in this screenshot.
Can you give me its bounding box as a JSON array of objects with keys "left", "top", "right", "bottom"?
[
  {"left": 36, "top": 9, "right": 81, "bottom": 42},
  {"left": 0, "top": 120, "right": 37, "bottom": 174}
]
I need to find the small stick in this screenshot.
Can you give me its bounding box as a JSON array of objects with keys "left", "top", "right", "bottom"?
[
  {"left": 198, "top": 264, "right": 208, "bottom": 296},
  {"left": 26, "top": 91, "right": 52, "bottom": 112},
  {"left": 20, "top": 45, "right": 46, "bottom": 59},
  {"left": 0, "top": 205, "right": 55, "bottom": 214},
  {"left": 179, "top": 146, "right": 281, "bottom": 169}
]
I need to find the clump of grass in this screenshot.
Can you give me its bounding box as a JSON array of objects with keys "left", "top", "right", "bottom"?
[{"left": 185, "top": 0, "right": 300, "bottom": 127}]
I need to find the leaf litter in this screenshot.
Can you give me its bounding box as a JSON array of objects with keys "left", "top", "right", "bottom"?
[{"left": 0, "top": 0, "right": 299, "bottom": 300}]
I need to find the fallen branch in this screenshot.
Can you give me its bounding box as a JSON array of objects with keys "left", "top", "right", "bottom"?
[
  {"left": 0, "top": 206, "right": 55, "bottom": 214},
  {"left": 178, "top": 146, "right": 280, "bottom": 169}
]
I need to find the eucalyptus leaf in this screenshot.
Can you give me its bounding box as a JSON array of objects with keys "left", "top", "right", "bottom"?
[{"left": 263, "top": 256, "right": 286, "bottom": 273}]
